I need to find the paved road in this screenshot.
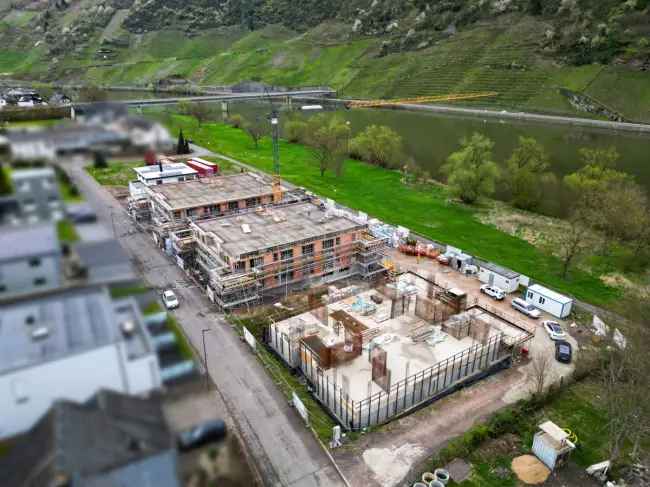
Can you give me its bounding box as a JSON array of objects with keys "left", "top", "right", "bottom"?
[{"left": 64, "top": 157, "right": 346, "bottom": 487}]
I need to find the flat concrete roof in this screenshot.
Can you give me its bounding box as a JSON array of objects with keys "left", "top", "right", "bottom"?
[
  {"left": 149, "top": 172, "right": 283, "bottom": 210},
  {"left": 0, "top": 286, "right": 150, "bottom": 375},
  {"left": 134, "top": 163, "right": 197, "bottom": 180},
  {"left": 197, "top": 201, "right": 365, "bottom": 257}
]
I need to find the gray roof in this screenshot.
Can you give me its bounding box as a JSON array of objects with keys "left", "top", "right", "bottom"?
[
  {"left": 150, "top": 172, "right": 283, "bottom": 210},
  {"left": 9, "top": 166, "right": 55, "bottom": 181},
  {"left": 0, "top": 286, "right": 150, "bottom": 375},
  {"left": 0, "top": 389, "right": 178, "bottom": 487},
  {"left": 134, "top": 162, "right": 197, "bottom": 180},
  {"left": 0, "top": 223, "right": 59, "bottom": 262},
  {"left": 198, "top": 201, "right": 365, "bottom": 258},
  {"left": 479, "top": 261, "right": 520, "bottom": 279},
  {"left": 74, "top": 239, "right": 137, "bottom": 284}
]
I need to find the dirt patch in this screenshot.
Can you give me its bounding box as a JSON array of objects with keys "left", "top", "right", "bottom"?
[
  {"left": 544, "top": 461, "right": 601, "bottom": 487},
  {"left": 601, "top": 273, "right": 650, "bottom": 298},
  {"left": 362, "top": 443, "right": 427, "bottom": 487},
  {"left": 475, "top": 433, "right": 521, "bottom": 458},
  {"left": 511, "top": 454, "right": 551, "bottom": 484}
]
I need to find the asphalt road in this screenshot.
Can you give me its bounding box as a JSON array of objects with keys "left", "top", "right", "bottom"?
[{"left": 64, "top": 157, "right": 346, "bottom": 487}]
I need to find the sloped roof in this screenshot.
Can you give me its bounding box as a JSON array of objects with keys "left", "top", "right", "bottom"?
[{"left": 0, "top": 390, "right": 176, "bottom": 487}]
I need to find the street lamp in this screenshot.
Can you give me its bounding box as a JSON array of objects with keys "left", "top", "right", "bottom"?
[{"left": 201, "top": 328, "right": 211, "bottom": 390}]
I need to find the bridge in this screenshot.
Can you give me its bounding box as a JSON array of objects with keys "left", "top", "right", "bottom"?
[{"left": 109, "top": 89, "right": 336, "bottom": 107}]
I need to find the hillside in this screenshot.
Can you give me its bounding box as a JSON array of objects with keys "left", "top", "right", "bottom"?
[{"left": 0, "top": 0, "right": 649, "bottom": 120}]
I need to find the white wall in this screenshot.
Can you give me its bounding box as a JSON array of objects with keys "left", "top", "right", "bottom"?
[
  {"left": 478, "top": 267, "right": 519, "bottom": 293},
  {"left": 0, "top": 343, "right": 161, "bottom": 439}
]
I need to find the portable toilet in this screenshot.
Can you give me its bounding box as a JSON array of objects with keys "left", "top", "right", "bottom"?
[{"left": 532, "top": 421, "right": 575, "bottom": 471}]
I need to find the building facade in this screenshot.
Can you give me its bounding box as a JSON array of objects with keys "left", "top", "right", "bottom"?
[
  {"left": 0, "top": 167, "right": 64, "bottom": 225},
  {"left": 0, "top": 286, "right": 163, "bottom": 439},
  {"left": 190, "top": 201, "right": 386, "bottom": 309},
  {"left": 0, "top": 224, "right": 62, "bottom": 298}
]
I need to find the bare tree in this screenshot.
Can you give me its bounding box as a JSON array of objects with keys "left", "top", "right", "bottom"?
[
  {"left": 184, "top": 102, "right": 213, "bottom": 127},
  {"left": 529, "top": 352, "right": 553, "bottom": 397},
  {"left": 243, "top": 119, "right": 266, "bottom": 149},
  {"left": 556, "top": 208, "right": 591, "bottom": 279}
]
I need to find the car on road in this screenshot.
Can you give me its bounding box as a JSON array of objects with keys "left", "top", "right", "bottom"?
[
  {"left": 162, "top": 290, "right": 179, "bottom": 310},
  {"left": 67, "top": 204, "right": 97, "bottom": 223},
  {"left": 543, "top": 320, "right": 567, "bottom": 341},
  {"left": 511, "top": 297, "right": 541, "bottom": 318},
  {"left": 177, "top": 419, "right": 227, "bottom": 451},
  {"left": 480, "top": 284, "right": 505, "bottom": 300},
  {"left": 555, "top": 340, "right": 572, "bottom": 364}
]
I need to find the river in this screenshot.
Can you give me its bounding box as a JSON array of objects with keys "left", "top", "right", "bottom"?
[{"left": 217, "top": 100, "right": 650, "bottom": 217}]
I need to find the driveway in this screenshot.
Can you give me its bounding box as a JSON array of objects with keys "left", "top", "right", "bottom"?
[{"left": 62, "top": 156, "right": 346, "bottom": 487}]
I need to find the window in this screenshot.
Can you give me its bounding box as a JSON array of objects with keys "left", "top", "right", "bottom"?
[
  {"left": 228, "top": 201, "right": 239, "bottom": 210},
  {"left": 280, "top": 249, "right": 294, "bottom": 260},
  {"left": 156, "top": 180, "right": 163, "bottom": 185},
  {"left": 302, "top": 244, "right": 314, "bottom": 255},
  {"left": 205, "top": 205, "right": 220, "bottom": 215},
  {"left": 527, "top": 291, "right": 533, "bottom": 299},
  {"left": 323, "top": 239, "right": 334, "bottom": 250},
  {"left": 234, "top": 261, "right": 246, "bottom": 272},
  {"left": 539, "top": 297, "right": 546, "bottom": 305},
  {"left": 249, "top": 257, "right": 263, "bottom": 269},
  {"left": 187, "top": 208, "right": 197, "bottom": 218},
  {"left": 178, "top": 177, "right": 185, "bottom": 182},
  {"left": 246, "top": 197, "right": 260, "bottom": 208},
  {"left": 33, "top": 277, "right": 46, "bottom": 286},
  {"left": 335, "top": 237, "right": 341, "bottom": 246},
  {"left": 0, "top": 284, "right": 6, "bottom": 293},
  {"left": 173, "top": 211, "right": 182, "bottom": 220},
  {"left": 29, "top": 258, "right": 41, "bottom": 267},
  {"left": 273, "top": 253, "right": 279, "bottom": 262}
]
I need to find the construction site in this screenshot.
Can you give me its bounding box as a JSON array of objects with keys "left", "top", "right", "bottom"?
[{"left": 267, "top": 271, "right": 533, "bottom": 430}]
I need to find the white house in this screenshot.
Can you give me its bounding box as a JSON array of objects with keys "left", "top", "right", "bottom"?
[
  {"left": 0, "top": 286, "right": 163, "bottom": 439},
  {"left": 478, "top": 262, "right": 521, "bottom": 293},
  {"left": 130, "top": 162, "right": 199, "bottom": 199},
  {"left": 525, "top": 284, "right": 573, "bottom": 319}
]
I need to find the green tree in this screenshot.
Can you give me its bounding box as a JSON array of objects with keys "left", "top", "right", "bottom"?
[
  {"left": 564, "top": 147, "right": 628, "bottom": 206},
  {"left": 284, "top": 119, "right": 307, "bottom": 143},
  {"left": 505, "top": 136, "right": 554, "bottom": 210},
  {"left": 349, "top": 125, "right": 403, "bottom": 168},
  {"left": 0, "top": 164, "right": 12, "bottom": 195},
  {"left": 93, "top": 152, "right": 108, "bottom": 169},
  {"left": 305, "top": 115, "right": 351, "bottom": 177},
  {"left": 442, "top": 133, "right": 499, "bottom": 204}
]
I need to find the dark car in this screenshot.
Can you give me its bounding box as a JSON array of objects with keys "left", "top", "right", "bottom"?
[
  {"left": 177, "top": 419, "right": 227, "bottom": 451},
  {"left": 555, "top": 340, "right": 572, "bottom": 364},
  {"left": 67, "top": 204, "right": 97, "bottom": 223}
]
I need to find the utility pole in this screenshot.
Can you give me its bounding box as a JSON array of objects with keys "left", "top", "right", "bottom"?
[{"left": 201, "top": 328, "right": 210, "bottom": 390}]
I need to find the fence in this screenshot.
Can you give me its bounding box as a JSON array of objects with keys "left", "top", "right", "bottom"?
[{"left": 298, "top": 333, "right": 508, "bottom": 431}]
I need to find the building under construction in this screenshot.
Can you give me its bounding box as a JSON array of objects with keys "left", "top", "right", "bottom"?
[
  {"left": 187, "top": 201, "right": 387, "bottom": 309},
  {"left": 267, "top": 271, "right": 534, "bottom": 430}
]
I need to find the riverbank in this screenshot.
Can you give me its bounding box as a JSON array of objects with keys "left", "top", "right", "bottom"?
[{"left": 148, "top": 111, "right": 619, "bottom": 307}]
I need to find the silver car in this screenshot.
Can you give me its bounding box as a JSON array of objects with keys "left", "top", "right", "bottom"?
[{"left": 511, "top": 297, "right": 541, "bottom": 319}]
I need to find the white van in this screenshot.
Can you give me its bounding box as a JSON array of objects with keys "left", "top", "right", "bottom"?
[{"left": 511, "top": 297, "right": 541, "bottom": 319}]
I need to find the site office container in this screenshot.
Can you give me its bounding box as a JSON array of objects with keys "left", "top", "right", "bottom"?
[
  {"left": 524, "top": 284, "right": 573, "bottom": 319},
  {"left": 186, "top": 157, "right": 218, "bottom": 177}
]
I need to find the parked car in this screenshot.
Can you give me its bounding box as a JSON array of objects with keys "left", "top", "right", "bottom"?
[
  {"left": 480, "top": 284, "right": 505, "bottom": 300},
  {"left": 177, "top": 419, "right": 227, "bottom": 451},
  {"left": 555, "top": 340, "right": 572, "bottom": 364},
  {"left": 511, "top": 297, "right": 541, "bottom": 318},
  {"left": 543, "top": 320, "right": 567, "bottom": 341},
  {"left": 464, "top": 264, "right": 478, "bottom": 275},
  {"left": 67, "top": 204, "right": 97, "bottom": 223},
  {"left": 436, "top": 254, "right": 450, "bottom": 265},
  {"left": 162, "top": 289, "right": 179, "bottom": 310}
]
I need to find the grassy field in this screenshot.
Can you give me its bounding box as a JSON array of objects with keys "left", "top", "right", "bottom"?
[
  {"left": 426, "top": 380, "right": 609, "bottom": 486},
  {"left": 86, "top": 161, "right": 140, "bottom": 187},
  {"left": 150, "top": 112, "right": 618, "bottom": 307}
]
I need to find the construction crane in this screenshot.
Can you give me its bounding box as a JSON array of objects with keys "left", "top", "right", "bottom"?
[
  {"left": 264, "top": 88, "right": 283, "bottom": 203},
  {"left": 345, "top": 91, "right": 498, "bottom": 109}
]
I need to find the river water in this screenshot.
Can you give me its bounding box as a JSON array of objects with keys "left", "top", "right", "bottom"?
[{"left": 218, "top": 100, "right": 649, "bottom": 216}]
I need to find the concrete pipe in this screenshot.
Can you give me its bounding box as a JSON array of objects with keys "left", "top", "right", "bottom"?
[
  {"left": 434, "top": 468, "right": 451, "bottom": 485},
  {"left": 413, "top": 482, "right": 428, "bottom": 487},
  {"left": 421, "top": 472, "right": 435, "bottom": 483},
  {"left": 428, "top": 481, "right": 445, "bottom": 487}
]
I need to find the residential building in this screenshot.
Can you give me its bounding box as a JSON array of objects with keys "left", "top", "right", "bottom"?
[
  {"left": 0, "top": 167, "right": 64, "bottom": 225},
  {"left": 129, "top": 161, "right": 199, "bottom": 200},
  {"left": 190, "top": 201, "right": 386, "bottom": 309},
  {"left": 0, "top": 224, "right": 62, "bottom": 298},
  {"left": 0, "top": 390, "right": 180, "bottom": 487},
  {"left": 71, "top": 239, "right": 138, "bottom": 286},
  {"left": 0, "top": 286, "right": 163, "bottom": 439},
  {"left": 146, "top": 172, "right": 288, "bottom": 243}
]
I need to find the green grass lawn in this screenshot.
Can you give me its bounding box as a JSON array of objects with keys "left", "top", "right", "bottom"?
[
  {"left": 433, "top": 380, "right": 609, "bottom": 486},
  {"left": 153, "top": 112, "right": 618, "bottom": 307},
  {"left": 56, "top": 219, "right": 79, "bottom": 243},
  {"left": 86, "top": 161, "right": 141, "bottom": 187}
]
